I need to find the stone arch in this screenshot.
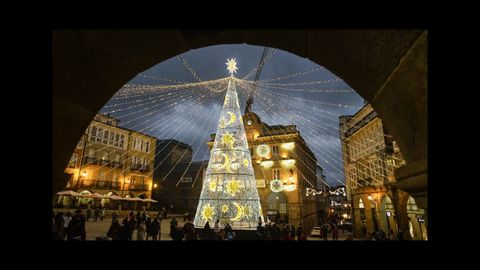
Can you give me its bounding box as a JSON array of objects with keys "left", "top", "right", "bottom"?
[
  {"left": 53, "top": 30, "right": 427, "bottom": 211},
  {"left": 378, "top": 194, "right": 396, "bottom": 233}
]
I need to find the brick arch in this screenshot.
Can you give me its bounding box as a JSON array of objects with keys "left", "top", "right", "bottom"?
[{"left": 53, "top": 30, "right": 427, "bottom": 207}]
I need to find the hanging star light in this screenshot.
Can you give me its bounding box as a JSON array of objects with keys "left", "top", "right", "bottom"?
[
  {"left": 202, "top": 204, "right": 215, "bottom": 221},
  {"left": 221, "top": 204, "right": 229, "bottom": 214},
  {"left": 226, "top": 179, "right": 241, "bottom": 197},
  {"left": 221, "top": 132, "right": 236, "bottom": 149},
  {"left": 226, "top": 58, "right": 238, "bottom": 75}
]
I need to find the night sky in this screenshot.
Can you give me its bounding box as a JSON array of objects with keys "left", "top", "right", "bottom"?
[{"left": 100, "top": 44, "right": 365, "bottom": 186}]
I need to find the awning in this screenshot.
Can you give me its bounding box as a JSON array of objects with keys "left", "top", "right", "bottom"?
[
  {"left": 56, "top": 190, "right": 81, "bottom": 196},
  {"left": 143, "top": 198, "right": 158, "bottom": 202},
  {"left": 83, "top": 193, "right": 104, "bottom": 199}
]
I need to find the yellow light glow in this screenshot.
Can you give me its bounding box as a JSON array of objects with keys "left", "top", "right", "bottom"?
[
  {"left": 281, "top": 159, "right": 296, "bottom": 168},
  {"left": 81, "top": 171, "right": 88, "bottom": 177},
  {"left": 281, "top": 142, "right": 295, "bottom": 150},
  {"left": 226, "top": 58, "right": 238, "bottom": 74},
  {"left": 283, "top": 184, "right": 297, "bottom": 192},
  {"left": 260, "top": 160, "right": 274, "bottom": 168},
  {"left": 153, "top": 183, "right": 158, "bottom": 188}
]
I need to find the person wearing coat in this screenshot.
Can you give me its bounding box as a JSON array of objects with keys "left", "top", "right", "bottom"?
[
  {"left": 137, "top": 221, "right": 146, "bottom": 240},
  {"left": 150, "top": 217, "right": 161, "bottom": 240}
]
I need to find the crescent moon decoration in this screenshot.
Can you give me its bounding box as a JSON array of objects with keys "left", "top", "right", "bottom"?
[
  {"left": 226, "top": 111, "right": 236, "bottom": 126},
  {"left": 230, "top": 202, "right": 244, "bottom": 222}
]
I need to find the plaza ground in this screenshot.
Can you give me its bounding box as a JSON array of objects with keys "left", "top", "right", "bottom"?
[{"left": 84, "top": 214, "right": 353, "bottom": 241}]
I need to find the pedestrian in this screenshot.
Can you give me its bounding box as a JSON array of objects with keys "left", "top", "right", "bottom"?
[
  {"left": 101, "top": 206, "right": 105, "bottom": 221},
  {"left": 145, "top": 216, "right": 152, "bottom": 240},
  {"left": 224, "top": 223, "right": 234, "bottom": 240},
  {"left": 151, "top": 216, "right": 161, "bottom": 240},
  {"left": 289, "top": 224, "right": 296, "bottom": 240},
  {"left": 107, "top": 219, "right": 122, "bottom": 240},
  {"left": 137, "top": 220, "right": 146, "bottom": 240},
  {"left": 55, "top": 212, "right": 65, "bottom": 239},
  {"left": 203, "top": 220, "right": 211, "bottom": 240},
  {"left": 111, "top": 212, "right": 118, "bottom": 224},
  {"left": 63, "top": 212, "right": 72, "bottom": 240},
  {"left": 388, "top": 229, "right": 397, "bottom": 240},
  {"left": 296, "top": 223, "right": 303, "bottom": 241},
  {"left": 321, "top": 223, "right": 329, "bottom": 241},
  {"left": 67, "top": 209, "right": 86, "bottom": 241},
  {"left": 256, "top": 221, "right": 265, "bottom": 240},
  {"left": 94, "top": 207, "right": 100, "bottom": 222},
  {"left": 128, "top": 212, "right": 136, "bottom": 240},
  {"left": 214, "top": 219, "right": 220, "bottom": 240},
  {"left": 332, "top": 225, "right": 339, "bottom": 240},
  {"left": 184, "top": 219, "right": 197, "bottom": 240},
  {"left": 86, "top": 205, "right": 92, "bottom": 222},
  {"left": 170, "top": 218, "right": 178, "bottom": 238},
  {"left": 119, "top": 218, "right": 130, "bottom": 240}
]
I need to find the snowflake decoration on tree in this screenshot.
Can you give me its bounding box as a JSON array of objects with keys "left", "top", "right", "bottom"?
[{"left": 226, "top": 179, "right": 241, "bottom": 197}]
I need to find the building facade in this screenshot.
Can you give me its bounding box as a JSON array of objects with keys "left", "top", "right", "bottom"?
[
  {"left": 62, "top": 114, "right": 157, "bottom": 208},
  {"left": 340, "top": 103, "right": 427, "bottom": 240},
  {"left": 153, "top": 139, "right": 207, "bottom": 213},
  {"left": 208, "top": 111, "right": 319, "bottom": 232}
]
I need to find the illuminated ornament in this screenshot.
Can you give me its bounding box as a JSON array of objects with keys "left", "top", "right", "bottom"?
[
  {"left": 202, "top": 204, "right": 215, "bottom": 221},
  {"left": 209, "top": 181, "right": 217, "bottom": 192},
  {"left": 221, "top": 132, "right": 236, "bottom": 149},
  {"left": 225, "top": 111, "right": 236, "bottom": 126},
  {"left": 243, "top": 205, "right": 251, "bottom": 217},
  {"left": 194, "top": 63, "right": 263, "bottom": 230},
  {"left": 230, "top": 202, "right": 244, "bottom": 221},
  {"left": 246, "top": 119, "right": 252, "bottom": 126},
  {"left": 226, "top": 58, "right": 238, "bottom": 74},
  {"left": 257, "top": 144, "right": 270, "bottom": 157},
  {"left": 226, "top": 179, "right": 241, "bottom": 197},
  {"left": 270, "top": 180, "right": 283, "bottom": 193},
  {"left": 221, "top": 154, "right": 233, "bottom": 173},
  {"left": 219, "top": 118, "right": 226, "bottom": 129},
  {"left": 221, "top": 204, "right": 229, "bottom": 214}
]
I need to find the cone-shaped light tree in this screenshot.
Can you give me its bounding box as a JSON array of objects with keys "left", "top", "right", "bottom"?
[{"left": 194, "top": 59, "right": 264, "bottom": 230}]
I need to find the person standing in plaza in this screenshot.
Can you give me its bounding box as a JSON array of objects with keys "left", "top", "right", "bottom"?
[
  {"left": 94, "top": 207, "right": 100, "bottom": 222},
  {"left": 101, "top": 206, "right": 106, "bottom": 221},
  {"left": 107, "top": 219, "right": 122, "bottom": 240},
  {"left": 214, "top": 219, "right": 220, "bottom": 240},
  {"left": 332, "top": 225, "right": 339, "bottom": 240},
  {"left": 86, "top": 204, "right": 92, "bottom": 222},
  {"left": 296, "top": 223, "right": 303, "bottom": 241},
  {"left": 145, "top": 216, "right": 152, "bottom": 240},
  {"left": 203, "top": 220, "right": 211, "bottom": 240},
  {"left": 128, "top": 212, "right": 136, "bottom": 240},
  {"left": 68, "top": 209, "right": 86, "bottom": 241},
  {"left": 63, "top": 212, "right": 72, "bottom": 240},
  {"left": 321, "top": 223, "right": 329, "bottom": 241},
  {"left": 137, "top": 220, "right": 146, "bottom": 240},
  {"left": 54, "top": 212, "right": 65, "bottom": 239},
  {"left": 150, "top": 216, "right": 160, "bottom": 240}
]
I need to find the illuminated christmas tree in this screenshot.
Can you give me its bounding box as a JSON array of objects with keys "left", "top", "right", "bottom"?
[{"left": 194, "top": 58, "right": 264, "bottom": 230}]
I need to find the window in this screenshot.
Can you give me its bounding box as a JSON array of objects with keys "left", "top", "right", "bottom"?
[
  {"left": 279, "top": 203, "right": 287, "bottom": 213},
  {"left": 272, "top": 169, "right": 280, "bottom": 180},
  {"left": 97, "top": 128, "right": 103, "bottom": 143},
  {"left": 115, "top": 134, "right": 120, "bottom": 147},
  {"left": 109, "top": 132, "right": 115, "bottom": 145},
  {"left": 89, "top": 149, "right": 96, "bottom": 158},
  {"left": 103, "top": 130, "right": 109, "bottom": 144},
  {"left": 120, "top": 135, "right": 125, "bottom": 148},
  {"left": 272, "top": 145, "right": 279, "bottom": 157},
  {"left": 115, "top": 154, "right": 120, "bottom": 162},
  {"left": 145, "top": 141, "right": 150, "bottom": 152},
  {"left": 90, "top": 126, "right": 97, "bottom": 141},
  {"left": 99, "top": 172, "right": 106, "bottom": 181}
]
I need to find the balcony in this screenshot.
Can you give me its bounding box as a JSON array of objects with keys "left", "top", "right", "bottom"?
[
  {"left": 131, "top": 164, "right": 150, "bottom": 172},
  {"left": 69, "top": 180, "right": 122, "bottom": 190},
  {"left": 128, "top": 184, "right": 150, "bottom": 191},
  {"left": 83, "top": 157, "right": 99, "bottom": 165}
]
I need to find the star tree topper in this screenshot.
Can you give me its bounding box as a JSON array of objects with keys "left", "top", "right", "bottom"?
[{"left": 226, "top": 58, "right": 238, "bottom": 75}]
